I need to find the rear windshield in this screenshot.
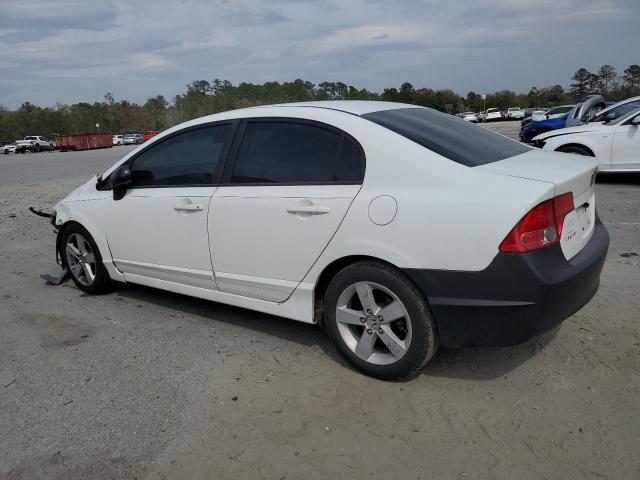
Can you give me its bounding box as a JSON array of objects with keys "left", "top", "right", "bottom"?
[{"left": 362, "top": 107, "right": 529, "bottom": 167}]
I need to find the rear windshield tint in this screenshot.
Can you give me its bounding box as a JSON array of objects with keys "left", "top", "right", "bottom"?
[{"left": 362, "top": 107, "right": 529, "bottom": 167}]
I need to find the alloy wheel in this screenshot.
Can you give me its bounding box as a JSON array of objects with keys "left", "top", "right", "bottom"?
[
  {"left": 65, "top": 233, "right": 97, "bottom": 286},
  {"left": 335, "top": 281, "right": 412, "bottom": 365}
]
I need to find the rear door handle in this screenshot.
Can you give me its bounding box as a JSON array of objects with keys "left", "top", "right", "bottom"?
[
  {"left": 173, "top": 203, "right": 204, "bottom": 212},
  {"left": 286, "top": 205, "right": 331, "bottom": 215}
]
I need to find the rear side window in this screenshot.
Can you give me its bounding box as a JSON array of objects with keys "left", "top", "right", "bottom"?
[
  {"left": 130, "top": 124, "right": 232, "bottom": 187},
  {"left": 362, "top": 108, "right": 529, "bottom": 166},
  {"left": 547, "top": 106, "right": 573, "bottom": 115},
  {"left": 231, "top": 121, "right": 364, "bottom": 184}
]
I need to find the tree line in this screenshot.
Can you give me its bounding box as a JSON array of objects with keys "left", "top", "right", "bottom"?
[{"left": 1, "top": 64, "right": 638, "bottom": 140}]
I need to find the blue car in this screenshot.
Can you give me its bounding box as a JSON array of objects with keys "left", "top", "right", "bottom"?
[
  {"left": 519, "top": 95, "right": 609, "bottom": 143},
  {"left": 520, "top": 115, "right": 567, "bottom": 143}
]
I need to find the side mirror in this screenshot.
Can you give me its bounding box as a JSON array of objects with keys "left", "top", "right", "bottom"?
[
  {"left": 112, "top": 165, "right": 132, "bottom": 200},
  {"left": 604, "top": 112, "right": 616, "bottom": 123},
  {"left": 631, "top": 115, "right": 640, "bottom": 126}
]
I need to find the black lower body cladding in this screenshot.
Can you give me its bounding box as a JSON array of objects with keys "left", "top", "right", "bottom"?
[{"left": 404, "top": 218, "right": 609, "bottom": 347}]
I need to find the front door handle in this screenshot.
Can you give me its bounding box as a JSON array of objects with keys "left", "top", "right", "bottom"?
[
  {"left": 286, "top": 205, "right": 331, "bottom": 215},
  {"left": 173, "top": 203, "right": 204, "bottom": 212}
]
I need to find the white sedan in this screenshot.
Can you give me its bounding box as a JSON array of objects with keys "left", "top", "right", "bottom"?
[
  {"left": 533, "top": 107, "right": 640, "bottom": 172},
  {"left": 506, "top": 107, "right": 524, "bottom": 120},
  {"left": 461, "top": 112, "right": 479, "bottom": 122},
  {"left": 51, "top": 101, "right": 608, "bottom": 379},
  {"left": 481, "top": 108, "right": 502, "bottom": 122}
]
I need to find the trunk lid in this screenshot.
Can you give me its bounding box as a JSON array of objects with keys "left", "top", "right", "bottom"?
[{"left": 479, "top": 149, "right": 598, "bottom": 260}]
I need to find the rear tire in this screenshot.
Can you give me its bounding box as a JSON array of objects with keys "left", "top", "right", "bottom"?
[
  {"left": 60, "top": 224, "right": 113, "bottom": 294},
  {"left": 323, "top": 261, "right": 438, "bottom": 380},
  {"left": 557, "top": 145, "right": 594, "bottom": 157}
]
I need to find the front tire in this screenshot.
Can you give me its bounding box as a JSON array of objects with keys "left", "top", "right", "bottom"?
[
  {"left": 323, "top": 261, "right": 438, "bottom": 380},
  {"left": 60, "top": 224, "right": 113, "bottom": 294}
]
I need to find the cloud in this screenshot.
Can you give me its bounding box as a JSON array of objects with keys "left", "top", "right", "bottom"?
[{"left": 0, "top": 0, "right": 638, "bottom": 108}]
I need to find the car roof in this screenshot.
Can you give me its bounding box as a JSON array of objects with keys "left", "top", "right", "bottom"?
[{"left": 255, "top": 100, "right": 419, "bottom": 116}]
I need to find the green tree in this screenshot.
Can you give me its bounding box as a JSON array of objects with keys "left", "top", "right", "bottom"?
[
  {"left": 597, "top": 65, "right": 616, "bottom": 93},
  {"left": 569, "top": 68, "right": 593, "bottom": 99},
  {"left": 623, "top": 64, "right": 640, "bottom": 90}
]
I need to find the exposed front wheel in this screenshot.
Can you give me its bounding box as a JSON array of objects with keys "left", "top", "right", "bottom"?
[
  {"left": 324, "top": 261, "right": 438, "bottom": 380},
  {"left": 60, "top": 224, "right": 113, "bottom": 294}
]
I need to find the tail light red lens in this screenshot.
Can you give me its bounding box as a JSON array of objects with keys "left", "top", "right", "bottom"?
[{"left": 499, "top": 193, "right": 574, "bottom": 253}]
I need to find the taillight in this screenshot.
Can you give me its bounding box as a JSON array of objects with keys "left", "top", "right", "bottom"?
[{"left": 499, "top": 193, "right": 574, "bottom": 253}]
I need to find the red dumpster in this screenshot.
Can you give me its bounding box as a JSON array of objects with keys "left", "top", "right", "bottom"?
[{"left": 55, "top": 133, "right": 113, "bottom": 152}]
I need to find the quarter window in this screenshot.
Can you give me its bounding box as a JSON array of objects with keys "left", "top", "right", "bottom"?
[
  {"left": 231, "top": 122, "right": 364, "bottom": 184},
  {"left": 130, "top": 124, "right": 233, "bottom": 187}
]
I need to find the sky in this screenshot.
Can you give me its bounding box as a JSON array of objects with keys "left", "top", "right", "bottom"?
[{"left": 1, "top": 0, "right": 639, "bottom": 109}]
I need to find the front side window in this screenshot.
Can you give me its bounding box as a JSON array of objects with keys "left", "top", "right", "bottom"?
[
  {"left": 130, "top": 124, "right": 232, "bottom": 187},
  {"left": 363, "top": 107, "right": 529, "bottom": 167},
  {"left": 231, "top": 122, "right": 364, "bottom": 184},
  {"left": 592, "top": 102, "right": 640, "bottom": 122}
]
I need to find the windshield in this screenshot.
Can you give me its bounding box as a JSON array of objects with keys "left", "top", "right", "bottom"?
[
  {"left": 362, "top": 107, "right": 529, "bottom": 167},
  {"left": 24, "top": 136, "right": 37, "bottom": 140}
]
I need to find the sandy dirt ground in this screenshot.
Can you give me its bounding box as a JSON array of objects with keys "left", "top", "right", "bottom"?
[{"left": 1, "top": 136, "right": 639, "bottom": 480}]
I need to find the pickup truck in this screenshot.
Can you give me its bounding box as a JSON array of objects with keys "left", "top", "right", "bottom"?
[{"left": 16, "top": 136, "right": 54, "bottom": 152}]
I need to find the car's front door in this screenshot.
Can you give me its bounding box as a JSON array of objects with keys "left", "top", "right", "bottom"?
[
  {"left": 209, "top": 119, "right": 365, "bottom": 302},
  {"left": 611, "top": 114, "right": 640, "bottom": 170},
  {"left": 102, "top": 123, "right": 235, "bottom": 289}
]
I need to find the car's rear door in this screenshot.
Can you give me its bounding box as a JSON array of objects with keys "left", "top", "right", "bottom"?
[
  {"left": 102, "top": 122, "right": 236, "bottom": 289},
  {"left": 209, "top": 119, "right": 364, "bottom": 302}
]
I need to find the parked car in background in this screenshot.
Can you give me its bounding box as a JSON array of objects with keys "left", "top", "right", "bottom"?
[
  {"left": 521, "top": 105, "right": 575, "bottom": 129},
  {"left": 520, "top": 96, "right": 605, "bottom": 143},
  {"left": 143, "top": 131, "right": 159, "bottom": 142},
  {"left": 588, "top": 96, "right": 640, "bottom": 123},
  {"left": 530, "top": 109, "right": 549, "bottom": 122},
  {"left": 113, "top": 135, "right": 124, "bottom": 146},
  {"left": 506, "top": 107, "right": 524, "bottom": 120},
  {"left": 123, "top": 134, "right": 141, "bottom": 145},
  {"left": 533, "top": 107, "right": 640, "bottom": 172},
  {"left": 461, "top": 112, "right": 479, "bottom": 123},
  {"left": 480, "top": 108, "right": 502, "bottom": 122},
  {"left": 16, "top": 136, "right": 54, "bottom": 152},
  {"left": 2, "top": 142, "right": 28, "bottom": 154},
  {"left": 545, "top": 105, "right": 575, "bottom": 120},
  {"left": 52, "top": 101, "right": 608, "bottom": 379}
]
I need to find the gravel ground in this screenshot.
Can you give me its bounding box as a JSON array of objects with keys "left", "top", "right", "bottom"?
[{"left": 1, "top": 137, "right": 639, "bottom": 480}]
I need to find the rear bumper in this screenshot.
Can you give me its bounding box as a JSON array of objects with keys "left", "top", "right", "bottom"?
[{"left": 404, "top": 218, "right": 609, "bottom": 347}]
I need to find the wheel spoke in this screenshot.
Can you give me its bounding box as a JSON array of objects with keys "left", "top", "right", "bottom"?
[
  {"left": 84, "top": 252, "right": 96, "bottom": 263},
  {"left": 379, "top": 300, "right": 406, "bottom": 324},
  {"left": 78, "top": 236, "right": 89, "bottom": 255},
  {"left": 355, "top": 282, "right": 378, "bottom": 314},
  {"left": 66, "top": 243, "right": 81, "bottom": 260},
  {"left": 82, "top": 263, "right": 95, "bottom": 283},
  {"left": 336, "top": 306, "right": 364, "bottom": 326},
  {"left": 378, "top": 325, "right": 407, "bottom": 358},
  {"left": 355, "top": 331, "right": 376, "bottom": 360}
]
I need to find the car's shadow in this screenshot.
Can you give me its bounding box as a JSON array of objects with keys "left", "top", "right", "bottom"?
[
  {"left": 597, "top": 172, "right": 640, "bottom": 185},
  {"left": 114, "top": 283, "right": 558, "bottom": 382}
]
